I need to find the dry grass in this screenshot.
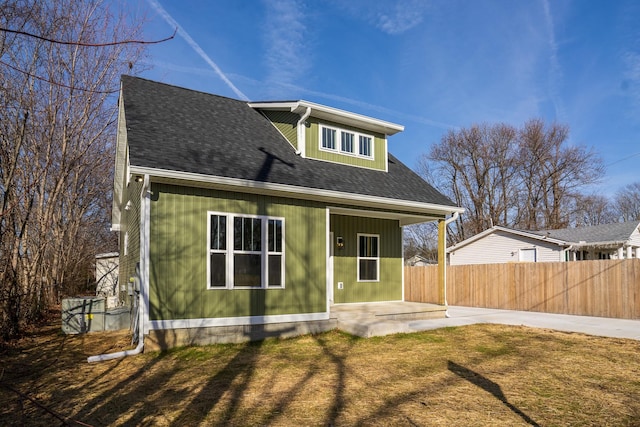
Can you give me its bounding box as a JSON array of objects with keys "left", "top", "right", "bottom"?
[{"left": 1, "top": 319, "right": 640, "bottom": 426}]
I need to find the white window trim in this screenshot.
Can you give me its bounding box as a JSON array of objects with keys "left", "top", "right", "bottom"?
[
  {"left": 207, "top": 211, "right": 285, "bottom": 290},
  {"left": 357, "top": 233, "right": 380, "bottom": 282},
  {"left": 319, "top": 124, "right": 375, "bottom": 160}
]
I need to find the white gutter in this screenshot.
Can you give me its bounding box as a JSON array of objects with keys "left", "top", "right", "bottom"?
[
  {"left": 129, "top": 165, "right": 465, "bottom": 217},
  {"left": 88, "top": 174, "right": 150, "bottom": 363},
  {"left": 443, "top": 211, "right": 459, "bottom": 318},
  {"left": 295, "top": 106, "right": 311, "bottom": 156}
]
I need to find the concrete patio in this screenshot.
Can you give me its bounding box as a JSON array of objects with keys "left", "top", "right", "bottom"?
[{"left": 331, "top": 302, "right": 447, "bottom": 338}]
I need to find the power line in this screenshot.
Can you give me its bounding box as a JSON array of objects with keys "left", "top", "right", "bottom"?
[{"left": 606, "top": 152, "right": 640, "bottom": 167}]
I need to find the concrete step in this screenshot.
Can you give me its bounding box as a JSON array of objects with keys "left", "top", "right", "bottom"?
[{"left": 338, "top": 318, "right": 410, "bottom": 338}]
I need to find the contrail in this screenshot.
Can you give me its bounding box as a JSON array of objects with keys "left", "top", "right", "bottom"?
[{"left": 146, "top": 0, "right": 249, "bottom": 101}]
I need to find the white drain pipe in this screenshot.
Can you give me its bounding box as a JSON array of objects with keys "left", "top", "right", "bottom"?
[
  {"left": 87, "top": 289, "right": 143, "bottom": 363},
  {"left": 88, "top": 175, "right": 149, "bottom": 363}
]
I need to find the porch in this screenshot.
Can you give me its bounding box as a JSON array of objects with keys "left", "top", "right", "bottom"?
[{"left": 331, "top": 301, "right": 447, "bottom": 338}]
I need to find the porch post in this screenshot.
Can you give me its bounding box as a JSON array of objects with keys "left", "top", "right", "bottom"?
[{"left": 437, "top": 219, "right": 446, "bottom": 306}]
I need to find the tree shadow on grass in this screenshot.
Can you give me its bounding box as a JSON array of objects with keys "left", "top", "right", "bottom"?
[
  {"left": 169, "top": 340, "right": 262, "bottom": 427},
  {"left": 448, "top": 360, "right": 540, "bottom": 426}
]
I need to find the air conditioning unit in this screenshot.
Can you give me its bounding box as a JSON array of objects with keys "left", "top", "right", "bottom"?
[{"left": 61, "top": 297, "right": 106, "bottom": 334}]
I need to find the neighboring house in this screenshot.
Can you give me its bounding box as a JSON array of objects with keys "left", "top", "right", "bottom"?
[
  {"left": 448, "top": 221, "right": 640, "bottom": 265},
  {"left": 95, "top": 252, "right": 119, "bottom": 308},
  {"left": 405, "top": 254, "right": 436, "bottom": 266},
  {"left": 112, "top": 76, "right": 462, "bottom": 348}
]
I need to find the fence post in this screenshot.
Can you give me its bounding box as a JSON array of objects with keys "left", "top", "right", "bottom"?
[{"left": 438, "top": 219, "right": 446, "bottom": 306}]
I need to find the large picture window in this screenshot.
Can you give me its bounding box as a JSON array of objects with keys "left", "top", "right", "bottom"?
[
  {"left": 319, "top": 125, "right": 374, "bottom": 159},
  {"left": 358, "top": 234, "right": 379, "bottom": 282},
  {"left": 208, "top": 212, "right": 284, "bottom": 289}
]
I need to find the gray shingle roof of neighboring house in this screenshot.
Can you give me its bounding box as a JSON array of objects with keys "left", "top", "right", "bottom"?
[
  {"left": 533, "top": 221, "right": 640, "bottom": 244},
  {"left": 120, "top": 75, "right": 456, "bottom": 209}
]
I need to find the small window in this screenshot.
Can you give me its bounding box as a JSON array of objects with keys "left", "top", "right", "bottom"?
[
  {"left": 358, "top": 234, "right": 379, "bottom": 281},
  {"left": 341, "top": 131, "right": 354, "bottom": 153},
  {"left": 322, "top": 127, "right": 336, "bottom": 150},
  {"left": 359, "top": 135, "right": 372, "bottom": 157}
]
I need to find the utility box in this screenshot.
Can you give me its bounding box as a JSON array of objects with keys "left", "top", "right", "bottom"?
[
  {"left": 104, "top": 306, "right": 131, "bottom": 331},
  {"left": 61, "top": 297, "right": 106, "bottom": 334}
]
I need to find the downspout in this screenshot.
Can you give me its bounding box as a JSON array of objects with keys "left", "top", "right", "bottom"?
[
  {"left": 88, "top": 174, "right": 150, "bottom": 363},
  {"left": 295, "top": 106, "right": 311, "bottom": 156},
  {"left": 443, "top": 211, "right": 459, "bottom": 318}
]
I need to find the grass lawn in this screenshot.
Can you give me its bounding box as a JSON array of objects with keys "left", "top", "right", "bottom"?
[{"left": 1, "top": 318, "right": 639, "bottom": 426}]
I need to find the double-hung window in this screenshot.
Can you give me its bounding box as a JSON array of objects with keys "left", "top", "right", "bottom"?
[
  {"left": 319, "top": 125, "right": 374, "bottom": 159},
  {"left": 208, "top": 212, "right": 284, "bottom": 289},
  {"left": 358, "top": 234, "right": 379, "bottom": 282}
]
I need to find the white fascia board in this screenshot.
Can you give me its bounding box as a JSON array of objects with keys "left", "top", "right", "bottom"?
[
  {"left": 111, "top": 85, "right": 127, "bottom": 229},
  {"left": 249, "top": 100, "right": 404, "bottom": 136},
  {"left": 130, "top": 166, "right": 463, "bottom": 217}
]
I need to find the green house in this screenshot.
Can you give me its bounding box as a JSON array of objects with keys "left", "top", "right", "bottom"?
[{"left": 111, "top": 76, "right": 462, "bottom": 350}]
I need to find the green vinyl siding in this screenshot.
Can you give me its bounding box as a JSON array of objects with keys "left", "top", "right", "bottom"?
[
  {"left": 148, "top": 183, "right": 326, "bottom": 321},
  {"left": 330, "top": 215, "right": 402, "bottom": 303},
  {"left": 262, "top": 110, "right": 299, "bottom": 150},
  {"left": 118, "top": 180, "right": 143, "bottom": 304},
  {"left": 306, "top": 118, "right": 387, "bottom": 171}
]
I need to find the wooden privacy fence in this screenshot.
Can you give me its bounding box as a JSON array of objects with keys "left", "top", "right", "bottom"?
[{"left": 404, "top": 259, "right": 640, "bottom": 319}]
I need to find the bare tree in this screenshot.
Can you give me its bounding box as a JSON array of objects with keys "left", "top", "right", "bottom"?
[
  {"left": 0, "top": 0, "right": 148, "bottom": 340},
  {"left": 517, "top": 119, "right": 604, "bottom": 230},
  {"left": 571, "top": 194, "right": 615, "bottom": 227},
  {"left": 614, "top": 182, "right": 640, "bottom": 221},
  {"left": 417, "top": 119, "right": 604, "bottom": 250},
  {"left": 403, "top": 222, "right": 439, "bottom": 262},
  {"left": 418, "top": 122, "right": 520, "bottom": 241}
]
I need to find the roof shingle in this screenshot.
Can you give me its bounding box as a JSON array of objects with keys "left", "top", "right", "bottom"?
[{"left": 121, "top": 75, "right": 456, "bottom": 209}]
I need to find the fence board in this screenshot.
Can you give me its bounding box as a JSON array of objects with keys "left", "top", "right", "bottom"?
[{"left": 404, "top": 259, "right": 640, "bottom": 319}]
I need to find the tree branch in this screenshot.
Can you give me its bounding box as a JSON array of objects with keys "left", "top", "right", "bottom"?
[
  {"left": 0, "top": 26, "right": 177, "bottom": 47},
  {"left": 0, "top": 59, "right": 118, "bottom": 94}
]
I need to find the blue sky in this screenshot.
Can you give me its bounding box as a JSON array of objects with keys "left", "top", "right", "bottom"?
[{"left": 134, "top": 0, "right": 639, "bottom": 194}]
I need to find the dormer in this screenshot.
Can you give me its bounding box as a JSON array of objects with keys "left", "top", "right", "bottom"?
[{"left": 249, "top": 101, "right": 404, "bottom": 172}]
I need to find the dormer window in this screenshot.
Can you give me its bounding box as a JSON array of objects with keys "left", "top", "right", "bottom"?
[
  {"left": 341, "top": 131, "right": 354, "bottom": 153},
  {"left": 320, "top": 124, "right": 374, "bottom": 160},
  {"left": 359, "top": 135, "right": 372, "bottom": 157},
  {"left": 321, "top": 127, "right": 336, "bottom": 150}
]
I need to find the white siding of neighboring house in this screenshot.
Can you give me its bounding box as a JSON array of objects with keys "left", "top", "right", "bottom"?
[
  {"left": 96, "top": 253, "right": 119, "bottom": 307},
  {"left": 629, "top": 226, "right": 640, "bottom": 258},
  {"left": 448, "top": 230, "right": 565, "bottom": 266}
]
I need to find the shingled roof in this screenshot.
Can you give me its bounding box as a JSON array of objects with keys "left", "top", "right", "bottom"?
[
  {"left": 120, "top": 76, "right": 456, "bottom": 210},
  {"left": 533, "top": 221, "right": 640, "bottom": 244}
]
